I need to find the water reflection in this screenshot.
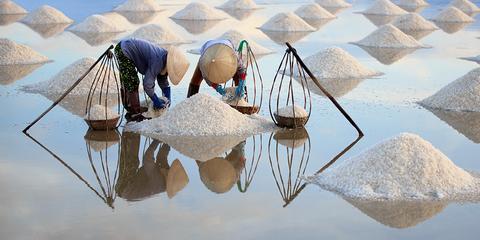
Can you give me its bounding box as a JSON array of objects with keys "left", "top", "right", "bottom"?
[
  {"left": 324, "top": 7, "right": 348, "bottom": 15},
  {"left": 434, "top": 21, "right": 470, "bottom": 34},
  {"left": 171, "top": 19, "right": 222, "bottom": 35},
  {"left": 0, "top": 63, "right": 46, "bottom": 85},
  {"left": 23, "top": 23, "right": 71, "bottom": 38},
  {"left": 302, "top": 18, "right": 333, "bottom": 30},
  {"left": 116, "top": 11, "right": 159, "bottom": 24},
  {"left": 398, "top": 5, "right": 427, "bottom": 13},
  {"left": 0, "top": 13, "right": 25, "bottom": 26},
  {"left": 237, "top": 135, "right": 263, "bottom": 193},
  {"left": 402, "top": 29, "right": 436, "bottom": 40},
  {"left": 70, "top": 31, "right": 121, "bottom": 46},
  {"left": 361, "top": 14, "right": 397, "bottom": 27},
  {"left": 260, "top": 30, "right": 311, "bottom": 45},
  {"left": 43, "top": 93, "right": 120, "bottom": 117},
  {"left": 221, "top": 9, "right": 256, "bottom": 21},
  {"left": 297, "top": 76, "right": 366, "bottom": 98},
  {"left": 424, "top": 107, "right": 480, "bottom": 144},
  {"left": 354, "top": 45, "right": 417, "bottom": 65}
]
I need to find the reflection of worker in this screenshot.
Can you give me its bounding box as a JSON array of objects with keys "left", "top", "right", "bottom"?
[{"left": 187, "top": 39, "right": 246, "bottom": 98}]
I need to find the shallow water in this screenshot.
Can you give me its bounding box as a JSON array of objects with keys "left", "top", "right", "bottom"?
[{"left": 1, "top": 0, "right": 480, "bottom": 239}]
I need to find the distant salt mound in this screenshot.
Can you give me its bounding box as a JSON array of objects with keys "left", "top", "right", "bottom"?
[
  {"left": 295, "top": 3, "right": 336, "bottom": 20},
  {"left": 353, "top": 24, "right": 426, "bottom": 48},
  {"left": 126, "top": 24, "right": 191, "bottom": 46},
  {"left": 127, "top": 93, "right": 275, "bottom": 137},
  {"left": 220, "top": 30, "right": 274, "bottom": 55},
  {"left": 450, "top": 0, "right": 480, "bottom": 14},
  {"left": 420, "top": 68, "right": 480, "bottom": 112},
  {"left": 397, "top": 0, "right": 429, "bottom": 8},
  {"left": 70, "top": 15, "right": 124, "bottom": 33},
  {"left": 114, "top": 0, "right": 162, "bottom": 12},
  {"left": 392, "top": 13, "right": 438, "bottom": 31},
  {"left": 298, "top": 47, "right": 382, "bottom": 79},
  {"left": 259, "top": 12, "right": 315, "bottom": 32},
  {"left": 433, "top": 6, "right": 474, "bottom": 22},
  {"left": 315, "top": 0, "right": 352, "bottom": 8},
  {"left": 217, "top": 0, "right": 261, "bottom": 10},
  {"left": 311, "top": 133, "right": 480, "bottom": 200},
  {"left": 21, "top": 5, "right": 73, "bottom": 24},
  {"left": 102, "top": 12, "right": 133, "bottom": 31},
  {"left": 0, "top": 38, "right": 49, "bottom": 65},
  {"left": 360, "top": 0, "right": 408, "bottom": 15},
  {"left": 171, "top": 2, "right": 229, "bottom": 20},
  {"left": 0, "top": 0, "right": 27, "bottom": 14}
]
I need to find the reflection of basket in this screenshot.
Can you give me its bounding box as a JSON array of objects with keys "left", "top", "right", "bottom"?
[
  {"left": 84, "top": 128, "right": 121, "bottom": 142},
  {"left": 85, "top": 117, "right": 120, "bottom": 130},
  {"left": 273, "top": 114, "right": 308, "bottom": 128},
  {"left": 230, "top": 105, "right": 259, "bottom": 115}
]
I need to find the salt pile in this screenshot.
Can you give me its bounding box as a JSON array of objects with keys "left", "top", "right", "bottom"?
[
  {"left": 217, "top": 0, "right": 261, "bottom": 10},
  {"left": 397, "top": 0, "right": 429, "bottom": 8},
  {"left": 360, "top": 0, "right": 408, "bottom": 15},
  {"left": 392, "top": 13, "right": 438, "bottom": 31},
  {"left": 298, "top": 47, "right": 382, "bottom": 79},
  {"left": 114, "top": 0, "right": 162, "bottom": 12},
  {"left": 315, "top": 0, "right": 352, "bottom": 8},
  {"left": 127, "top": 93, "right": 275, "bottom": 136},
  {"left": 311, "top": 133, "right": 480, "bottom": 200},
  {"left": 275, "top": 105, "right": 308, "bottom": 118},
  {"left": 459, "top": 55, "right": 480, "bottom": 64},
  {"left": 171, "top": 2, "right": 229, "bottom": 20},
  {"left": 352, "top": 24, "right": 426, "bottom": 48},
  {"left": 259, "top": 12, "right": 316, "bottom": 32},
  {"left": 420, "top": 68, "right": 480, "bottom": 112},
  {"left": 126, "top": 24, "right": 191, "bottom": 46},
  {"left": 21, "top": 5, "right": 73, "bottom": 24},
  {"left": 223, "top": 87, "right": 252, "bottom": 107},
  {"left": 295, "top": 3, "right": 337, "bottom": 20},
  {"left": 220, "top": 30, "right": 274, "bottom": 55},
  {"left": 102, "top": 12, "right": 133, "bottom": 31},
  {"left": 0, "top": 0, "right": 27, "bottom": 14},
  {"left": 433, "top": 6, "right": 474, "bottom": 22},
  {"left": 85, "top": 104, "right": 119, "bottom": 120},
  {"left": 450, "top": 0, "right": 480, "bottom": 14},
  {"left": 70, "top": 15, "right": 124, "bottom": 33},
  {"left": 0, "top": 38, "right": 49, "bottom": 65}
]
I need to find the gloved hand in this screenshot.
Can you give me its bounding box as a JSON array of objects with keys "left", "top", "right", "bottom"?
[
  {"left": 151, "top": 94, "right": 168, "bottom": 110},
  {"left": 215, "top": 85, "right": 226, "bottom": 96},
  {"left": 235, "top": 80, "right": 246, "bottom": 97}
]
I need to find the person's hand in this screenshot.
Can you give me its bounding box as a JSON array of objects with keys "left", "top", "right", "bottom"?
[
  {"left": 235, "top": 80, "right": 246, "bottom": 97},
  {"left": 151, "top": 94, "right": 168, "bottom": 110},
  {"left": 215, "top": 85, "right": 226, "bottom": 96}
]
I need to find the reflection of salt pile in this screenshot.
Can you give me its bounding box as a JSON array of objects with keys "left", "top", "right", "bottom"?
[
  {"left": 276, "top": 105, "right": 308, "bottom": 118},
  {"left": 0, "top": 39, "right": 49, "bottom": 65},
  {"left": 433, "top": 6, "right": 474, "bottom": 22},
  {"left": 128, "top": 93, "right": 275, "bottom": 136},
  {"left": 21, "top": 5, "right": 73, "bottom": 24},
  {"left": 70, "top": 15, "right": 125, "bottom": 33},
  {"left": 85, "top": 104, "right": 119, "bottom": 120},
  {"left": 126, "top": 24, "right": 191, "bottom": 46},
  {"left": 356, "top": 46, "right": 417, "bottom": 65},
  {"left": 397, "top": 0, "right": 429, "bottom": 8},
  {"left": 217, "top": 0, "right": 261, "bottom": 9},
  {"left": 426, "top": 108, "right": 480, "bottom": 144},
  {"left": 259, "top": 12, "right": 315, "bottom": 32},
  {"left": 420, "top": 68, "right": 480, "bottom": 112},
  {"left": 219, "top": 30, "right": 274, "bottom": 55},
  {"left": 315, "top": 0, "right": 352, "bottom": 8},
  {"left": 114, "top": 0, "right": 162, "bottom": 12},
  {"left": 450, "top": 0, "right": 480, "bottom": 14},
  {"left": 102, "top": 12, "right": 133, "bottom": 31},
  {"left": 353, "top": 24, "right": 426, "bottom": 48},
  {"left": 171, "top": 2, "right": 229, "bottom": 20},
  {"left": 392, "top": 13, "right": 438, "bottom": 31},
  {"left": 0, "top": 0, "right": 27, "bottom": 14},
  {"left": 0, "top": 64, "right": 45, "bottom": 85},
  {"left": 295, "top": 3, "right": 336, "bottom": 20},
  {"left": 312, "top": 133, "right": 480, "bottom": 200},
  {"left": 360, "top": 0, "right": 408, "bottom": 15}
]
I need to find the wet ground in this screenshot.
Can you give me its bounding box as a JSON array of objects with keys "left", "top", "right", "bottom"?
[{"left": 1, "top": 0, "right": 480, "bottom": 239}]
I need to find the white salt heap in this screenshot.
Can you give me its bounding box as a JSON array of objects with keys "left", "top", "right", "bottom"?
[
  {"left": 353, "top": 24, "right": 426, "bottom": 48},
  {"left": 311, "top": 133, "right": 480, "bottom": 200},
  {"left": 259, "top": 12, "right": 316, "bottom": 32},
  {"left": 21, "top": 5, "right": 73, "bottom": 24},
  {"left": 0, "top": 0, "right": 27, "bottom": 14},
  {"left": 299, "top": 47, "right": 382, "bottom": 79},
  {"left": 218, "top": 0, "right": 261, "bottom": 10},
  {"left": 275, "top": 105, "right": 309, "bottom": 118},
  {"left": 128, "top": 93, "right": 275, "bottom": 136},
  {"left": 360, "top": 0, "right": 408, "bottom": 15},
  {"left": 223, "top": 87, "right": 252, "bottom": 107},
  {"left": 392, "top": 13, "right": 438, "bottom": 31},
  {"left": 85, "top": 104, "right": 119, "bottom": 120},
  {"left": 0, "top": 38, "right": 49, "bottom": 65},
  {"left": 126, "top": 24, "right": 191, "bottom": 46},
  {"left": 420, "top": 68, "right": 480, "bottom": 112},
  {"left": 102, "top": 12, "right": 133, "bottom": 31},
  {"left": 397, "top": 0, "right": 429, "bottom": 8},
  {"left": 220, "top": 30, "right": 274, "bottom": 55},
  {"left": 295, "top": 3, "right": 336, "bottom": 20},
  {"left": 171, "top": 2, "right": 229, "bottom": 20},
  {"left": 450, "top": 0, "right": 480, "bottom": 14},
  {"left": 315, "top": 0, "right": 352, "bottom": 8},
  {"left": 433, "top": 6, "right": 474, "bottom": 22},
  {"left": 70, "top": 15, "right": 125, "bottom": 33},
  {"left": 114, "top": 0, "right": 162, "bottom": 12}
]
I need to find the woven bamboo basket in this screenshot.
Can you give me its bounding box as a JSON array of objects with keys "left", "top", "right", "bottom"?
[{"left": 85, "top": 117, "right": 120, "bottom": 131}]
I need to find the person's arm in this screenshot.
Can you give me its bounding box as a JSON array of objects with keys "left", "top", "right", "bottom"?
[{"left": 145, "top": 69, "right": 167, "bottom": 109}]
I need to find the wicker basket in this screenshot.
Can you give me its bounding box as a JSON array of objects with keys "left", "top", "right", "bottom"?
[
  {"left": 85, "top": 117, "right": 120, "bottom": 131},
  {"left": 84, "top": 128, "right": 120, "bottom": 141},
  {"left": 230, "top": 105, "right": 260, "bottom": 115},
  {"left": 274, "top": 114, "right": 308, "bottom": 129}
]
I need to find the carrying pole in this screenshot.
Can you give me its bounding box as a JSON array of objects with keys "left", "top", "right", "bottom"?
[{"left": 23, "top": 45, "right": 114, "bottom": 133}]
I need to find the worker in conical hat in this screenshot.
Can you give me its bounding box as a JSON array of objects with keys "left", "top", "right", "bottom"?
[
  {"left": 187, "top": 39, "right": 247, "bottom": 98},
  {"left": 115, "top": 38, "right": 190, "bottom": 122}
]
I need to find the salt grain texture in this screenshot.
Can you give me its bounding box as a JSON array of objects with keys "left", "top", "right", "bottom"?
[
  {"left": 275, "top": 105, "right": 308, "bottom": 118},
  {"left": 0, "top": 38, "right": 49, "bottom": 65},
  {"left": 220, "top": 30, "right": 274, "bottom": 55},
  {"left": 171, "top": 2, "right": 229, "bottom": 20},
  {"left": 223, "top": 87, "right": 252, "bottom": 107},
  {"left": 433, "top": 6, "right": 474, "bottom": 22},
  {"left": 353, "top": 24, "right": 426, "bottom": 48},
  {"left": 21, "top": 5, "right": 73, "bottom": 24},
  {"left": 397, "top": 0, "right": 429, "bottom": 8},
  {"left": 295, "top": 3, "right": 336, "bottom": 20},
  {"left": 420, "top": 68, "right": 480, "bottom": 112},
  {"left": 311, "top": 133, "right": 480, "bottom": 200},
  {"left": 85, "top": 104, "right": 119, "bottom": 120},
  {"left": 126, "top": 24, "right": 191, "bottom": 46},
  {"left": 315, "top": 0, "right": 352, "bottom": 8},
  {"left": 218, "top": 0, "right": 261, "bottom": 10},
  {"left": 70, "top": 15, "right": 124, "bottom": 33},
  {"left": 0, "top": 0, "right": 27, "bottom": 14},
  {"left": 102, "top": 12, "right": 133, "bottom": 32},
  {"left": 360, "top": 0, "right": 408, "bottom": 15},
  {"left": 392, "top": 13, "right": 438, "bottom": 31},
  {"left": 259, "top": 12, "right": 316, "bottom": 32},
  {"left": 114, "top": 0, "right": 162, "bottom": 12},
  {"left": 127, "top": 93, "right": 275, "bottom": 136},
  {"left": 450, "top": 0, "right": 480, "bottom": 14}
]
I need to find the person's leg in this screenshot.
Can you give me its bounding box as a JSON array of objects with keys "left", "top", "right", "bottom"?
[
  {"left": 187, "top": 64, "right": 203, "bottom": 98},
  {"left": 115, "top": 44, "right": 142, "bottom": 115}
]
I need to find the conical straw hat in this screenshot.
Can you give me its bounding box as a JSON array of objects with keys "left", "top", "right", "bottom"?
[
  {"left": 166, "top": 159, "right": 189, "bottom": 199},
  {"left": 199, "top": 157, "right": 237, "bottom": 193},
  {"left": 199, "top": 44, "right": 237, "bottom": 84},
  {"left": 167, "top": 46, "right": 190, "bottom": 85}
]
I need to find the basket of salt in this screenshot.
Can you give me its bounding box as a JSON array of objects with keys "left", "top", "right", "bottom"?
[
  {"left": 84, "top": 104, "right": 120, "bottom": 130},
  {"left": 223, "top": 87, "right": 259, "bottom": 115},
  {"left": 273, "top": 105, "right": 309, "bottom": 128}
]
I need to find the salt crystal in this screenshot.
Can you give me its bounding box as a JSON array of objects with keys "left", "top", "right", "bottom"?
[
  {"left": 420, "top": 68, "right": 480, "bottom": 112},
  {"left": 259, "top": 12, "right": 316, "bottom": 32},
  {"left": 126, "top": 24, "right": 191, "bottom": 46},
  {"left": 171, "top": 2, "right": 229, "bottom": 20},
  {"left": 315, "top": 0, "right": 352, "bottom": 8},
  {"left": 102, "top": 12, "right": 133, "bottom": 32},
  {"left": 220, "top": 30, "right": 274, "bottom": 55},
  {"left": 397, "top": 0, "right": 429, "bottom": 8},
  {"left": 0, "top": 0, "right": 27, "bottom": 14},
  {"left": 295, "top": 3, "right": 336, "bottom": 20},
  {"left": 70, "top": 15, "right": 124, "bottom": 33},
  {"left": 392, "top": 13, "right": 438, "bottom": 31},
  {"left": 21, "top": 5, "right": 73, "bottom": 24},
  {"left": 450, "top": 0, "right": 480, "bottom": 14},
  {"left": 433, "top": 6, "right": 474, "bottom": 22},
  {"left": 114, "top": 0, "right": 162, "bottom": 12},
  {"left": 275, "top": 105, "right": 308, "bottom": 118},
  {"left": 360, "top": 0, "right": 408, "bottom": 15},
  {"left": 311, "top": 133, "right": 480, "bottom": 200},
  {"left": 0, "top": 38, "right": 49, "bottom": 65},
  {"left": 353, "top": 24, "right": 427, "bottom": 48},
  {"left": 217, "top": 0, "right": 261, "bottom": 10},
  {"left": 85, "top": 104, "right": 119, "bottom": 120}
]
